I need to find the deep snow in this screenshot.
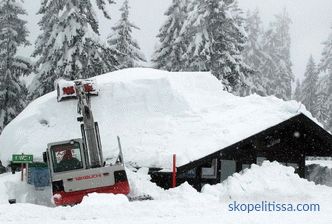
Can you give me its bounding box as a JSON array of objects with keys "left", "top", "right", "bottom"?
[
  {"left": 0, "top": 68, "right": 315, "bottom": 169},
  {"left": 0, "top": 161, "right": 331, "bottom": 224}
]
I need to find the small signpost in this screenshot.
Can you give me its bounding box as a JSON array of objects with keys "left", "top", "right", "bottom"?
[{"left": 12, "top": 154, "right": 33, "bottom": 181}]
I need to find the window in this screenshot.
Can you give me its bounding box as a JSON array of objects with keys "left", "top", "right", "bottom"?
[
  {"left": 242, "top": 164, "right": 250, "bottom": 170},
  {"left": 287, "top": 163, "right": 299, "bottom": 170},
  {"left": 178, "top": 168, "right": 196, "bottom": 179},
  {"left": 201, "top": 159, "right": 217, "bottom": 179},
  {"left": 277, "top": 161, "right": 299, "bottom": 173},
  {"left": 220, "top": 160, "right": 236, "bottom": 182},
  {"left": 50, "top": 142, "right": 84, "bottom": 173},
  {"left": 256, "top": 157, "right": 267, "bottom": 166}
]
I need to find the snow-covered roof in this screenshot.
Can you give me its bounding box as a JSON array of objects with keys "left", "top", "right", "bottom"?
[{"left": 0, "top": 68, "right": 317, "bottom": 168}]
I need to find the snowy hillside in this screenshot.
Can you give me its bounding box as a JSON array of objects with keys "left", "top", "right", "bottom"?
[
  {"left": 0, "top": 161, "right": 331, "bottom": 224},
  {"left": 0, "top": 68, "right": 315, "bottom": 168}
]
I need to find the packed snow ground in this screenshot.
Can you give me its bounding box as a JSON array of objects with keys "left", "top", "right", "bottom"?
[
  {"left": 0, "top": 68, "right": 315, "bottom": 169},
  {"left": 0, "top": 161, "right": 331, "bottom": 224}
]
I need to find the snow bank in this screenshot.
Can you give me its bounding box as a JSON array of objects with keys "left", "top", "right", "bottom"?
[
  {"left": 0, "top": 172, "right": 53, "bottom": 206},
  {"left": 202, "top": 161, "right": 332, "bottom": 201},
  {"left": 0, "top": 68, "right": 315, "bottom": 168},
  {"left": 1, "top": 162, "right": 332, "bottom": 224}
]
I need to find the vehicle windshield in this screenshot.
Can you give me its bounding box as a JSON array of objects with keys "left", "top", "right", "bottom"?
[{"left": 50, "top": 142, "right": 84, "bottom": 172}]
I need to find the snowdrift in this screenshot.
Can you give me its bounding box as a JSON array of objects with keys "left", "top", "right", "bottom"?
[
  {"left": 202, "top": 161, "right": 332, "bottom": 200},
  {"left": 0, "top": 68, "right": 314, "bottom": 168},
  {"left": 1, "top": 161, "right": 331, "bottom": 205},
  {"left": 1, "top": 161, "right": 332, "bottom": 224}
]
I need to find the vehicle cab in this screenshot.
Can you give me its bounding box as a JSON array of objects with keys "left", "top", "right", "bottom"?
[{"left": 43, "top": 138, "right": 130, "bottom": 206}]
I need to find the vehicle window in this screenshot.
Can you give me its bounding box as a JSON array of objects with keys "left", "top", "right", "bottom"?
[{"left": 50, "top": 142, "right": 84, "bottom": 172}]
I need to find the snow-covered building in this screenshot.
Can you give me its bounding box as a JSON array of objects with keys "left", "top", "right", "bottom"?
[
  {"left": 0, "top": 68, "right": 331, "bottom": 190},
  {"left": 151, "top": 113, "right": 332, "bottom": 190}
]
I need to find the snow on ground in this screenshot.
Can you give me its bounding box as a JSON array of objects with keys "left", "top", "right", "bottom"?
[
  {"left": 0, "top": 161, "right": 331, "bottom": 224},
  {"left": 202, "top": 161, "right": 331, "bottom": 200},
  {"left": 0, "top": 68, "right": 315, "bottom": 169}
]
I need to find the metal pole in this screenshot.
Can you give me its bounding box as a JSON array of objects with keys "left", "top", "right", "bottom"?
[
  {"left": 172, "top": 154, "right": 176, "bottom": 188},
  {"left": 20, "top": 153, "right": 24, "bottom": 181},
  {"left": 117, "top": 136, "right": 124, "bottom": 164},
  {"left": 21, "top": 166, "right": 23, "bottom": 182}
]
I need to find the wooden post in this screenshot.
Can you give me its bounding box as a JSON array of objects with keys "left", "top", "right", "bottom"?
[{"left": 172, "top": 154, "right": 176, "bottom": 188}]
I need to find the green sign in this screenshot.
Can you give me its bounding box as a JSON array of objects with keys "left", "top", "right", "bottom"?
[{"left": 12, "top": 154, "right": 33, "bottom": 163}]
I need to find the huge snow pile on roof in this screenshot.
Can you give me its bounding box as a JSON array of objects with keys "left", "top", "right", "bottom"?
[
  {"left": 0, "top": 68, "right": 314, "bottom": 168},
  {"left": 1, "top": 161, "right": 332, "bottom": 224}
]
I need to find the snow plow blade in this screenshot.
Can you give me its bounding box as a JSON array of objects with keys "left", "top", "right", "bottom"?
[{"left": 56, "top": 78, "right": 99, "bottom": 102}]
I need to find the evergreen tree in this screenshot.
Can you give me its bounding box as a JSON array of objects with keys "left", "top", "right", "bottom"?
[
  {"left": 301, "top": 55, "right": 318, "bottom": 114},
  {"left": 320, "top": 28, "right": 332, "bottom": 73},
  {"left": 31, "top": 0, "right": 118, "bottom": 98},
  {"left": 327, "top": 103, "right": 332, "bottom": 132},
  {"left": 315, "top": 85, "right": 329, "bottom": 129},
  {"left": 242, "top": 9, "right": 268, "bottom": 96},
  {"left": 108, "top": 0, "right": 146, "bottom": 69},
  {"left": 179, "top": 0, "right": 204, "bottom": 72},
  {"left": 182, "top": 0, "right": 251, "bottom": 94},
  {"left": 152, "top": 0, "right": 188, "bottom": 71},
  {"left": 262, "top": 9, "right": 294, "bottom": 100},
  {"left": 0, "top": 0, "right": 31, "bottom": 133},
  {"left": 293, "top": 79, "right": 302, "bottom": 102},
  {"left": 319, "top": 27, "right": 332, "bottom": 131}
]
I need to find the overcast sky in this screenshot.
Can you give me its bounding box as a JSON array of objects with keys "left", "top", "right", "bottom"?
[{"left": 21, "top": 0, "right": 332, "bottom": 81}]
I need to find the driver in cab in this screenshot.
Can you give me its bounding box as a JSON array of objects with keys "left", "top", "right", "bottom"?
[{"left": 58, "top": 149, "right": 82, "bottom": 171}]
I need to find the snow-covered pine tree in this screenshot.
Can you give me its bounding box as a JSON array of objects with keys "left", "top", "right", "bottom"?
[
  {"left": 301, "top": 55, "right": 319, "bottom": 114},
  {"left": 182, "top": 0, "right": 251, "bottom": 94},
  {"left": 108, "top": 0, "right": 146, "bottom": 69},
  {"left": 151, "top": 0, "right": 189, "bottom": 71},
  {"left": 242, "top": 9, "right": 268, "bottom": 96},
  {"left": 320, "top": 28, "right": 332, "bottom": 75},
  {"left": 262, "top": 9, "right": 294, "bottom": 100},
  {"left": 293, "top": 79, "right": 302, "bottom": 102},
  {"left": 314, "top": 75, "right": 329, "bottom": 129},
  {"left": 31, "top": 0, "right": 119, "bottom": 98},
  {"left": 319, "top": 27, "right": 332, "bottom": 131},
  {"left": 0, "top": 0, "right": 31, "bottom": 133},
  {"left": 315, "top": 92, "right": 329, "bottom": 126},
  {"left": 326, "top": 96, "right": 332, "bottom": 132},
  {"left": 178, "top": 0, "right": 205, "bottom": 72}
]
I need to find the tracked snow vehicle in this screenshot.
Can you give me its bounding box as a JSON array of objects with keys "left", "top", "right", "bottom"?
[{"left": 43, "top": 80, "right": 130, "bottom": 206}]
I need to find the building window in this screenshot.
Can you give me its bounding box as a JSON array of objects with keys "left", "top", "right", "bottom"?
[
  {"left": 178, "top": 168, "right": 196, "bottom": 179},
  {"left": 287, "top": 163, "right": 299, "bottom": 170},
  {"left": 220, "top": 160, "right": 236, "bottom": 182},
  {"left": 201, "top": 159, "right": 217, "bottom": 179},
  {"left": 256, "top": 157, "right": 267, "bottom": 166},
  {"left": 242, "top": 164, "right": 250, "bottom": 170},
  {"left": 278, "top": 162, "right": 299, "bottom": 170}
]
